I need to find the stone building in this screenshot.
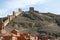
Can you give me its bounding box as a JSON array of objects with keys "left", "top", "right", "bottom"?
[{"left": 29, "top": 7, "right": 34, "bottom": 13}]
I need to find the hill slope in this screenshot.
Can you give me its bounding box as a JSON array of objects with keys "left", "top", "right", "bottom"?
[{"left": 5, "top": 11, "right": 60, "bottom": 36}]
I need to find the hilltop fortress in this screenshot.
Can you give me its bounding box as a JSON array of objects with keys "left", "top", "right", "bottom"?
[
  {"left": 0, "top": 7, "right": 42, "bottom": 40},
  {"left": 0, "top": 7, "right": 59, "bottom": 35},
  {"left": 0, "top": 9, "right": 22, "bottom": 34},
  {"left": 0, "top": 7, "right": 35, "bottom": 34},
  {"left": 0, "top": 7, "right": 60, "bottom": 40}
]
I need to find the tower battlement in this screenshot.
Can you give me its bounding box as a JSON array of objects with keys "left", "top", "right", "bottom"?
[
  {"left": 29, "top": 7, "right": 34, "bottom": 13},
  {"left": 0, "top": 8, "right": 23, "bottom": 34}
]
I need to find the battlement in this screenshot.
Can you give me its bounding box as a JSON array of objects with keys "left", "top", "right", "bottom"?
[
  {"left": 29, "top": 7, "right": 34, "bottom": 13},
  {"left": 0, "top": 7, "right": 36, "bottom": 28},
  {"left": 4, "top": 8, "right": 22, "bottom": 27},
  {"left": 0, "top": 8, "right": 23, "bottom": 31},
  {"left": 0, "top": 7, "right": 36, "bottom": 33}
]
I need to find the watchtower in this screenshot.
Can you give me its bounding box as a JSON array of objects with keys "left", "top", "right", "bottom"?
[
  {"left": 18, "top": 8, "right": 21, "bottom": 12},
  {"left": 13, "top": 11, "right": 15, "bottom": 16},
  {"left": 29, "top": 7, "right": 34, "bottom": 13}
]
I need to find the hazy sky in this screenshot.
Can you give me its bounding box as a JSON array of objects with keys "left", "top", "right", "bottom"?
[{"left": 0, "top": 0, "right": 60, "bottom": 17}]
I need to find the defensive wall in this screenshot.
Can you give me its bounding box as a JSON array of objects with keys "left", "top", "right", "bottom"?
[{"left": 0, "top": 8, "right": 23, "bottom": 29}]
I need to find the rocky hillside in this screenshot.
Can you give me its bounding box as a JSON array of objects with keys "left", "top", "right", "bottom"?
[{"left": 5, "top": 10, "right": 60, "bottom": 36}]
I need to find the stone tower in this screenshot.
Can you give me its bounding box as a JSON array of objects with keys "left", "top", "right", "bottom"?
[
  {"left": 13, "top": 11, "right": 15, "bottom": 16},
  {"left": 13, "top": 11, "right": 16, "bottom": 18},
  {"left": 29, "top": 7, "right": 34, "bottom": 13},
  {"left": 7, "top": 15, "right": 11, "bottom": 22},
  {"left": 18, "top": 8, "right": 21, "bottom": 12}
]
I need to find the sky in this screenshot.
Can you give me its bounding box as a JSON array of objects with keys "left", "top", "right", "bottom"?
[{"left": 0, "top": 0, "right": 60, "bottom": 17}]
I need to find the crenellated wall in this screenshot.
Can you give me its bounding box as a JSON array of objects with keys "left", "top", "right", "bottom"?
[
  {"left": 0, "top": 7, "right": 35, "bottom": 34},
  {"left": 0, "top": 7, "right": 35, "bottom": 29},
  {"left": 15, "top": 12, "right": 22, "bottom": 17},
  {"left": 4, "top": 10, "right": 22, "bottom": 27},
  {"left": 3, "top": 19, "right": 9, "bottom": 27},
  {"left": 0, "top": 8, "right": 23, "bottom": 30}
]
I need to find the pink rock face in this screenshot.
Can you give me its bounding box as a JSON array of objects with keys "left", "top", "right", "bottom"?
[
  {"left": 18, "top": 33, "right": 30, "bottom": 40},
  {"left": 12, "top": 37, "right": 17, "bottom": 40},
  {"left": 3, "top": 36, "right": 12, "bottom": 40},
  {"left": 11, "top": 29, "right": 18, "bottom": 35}
]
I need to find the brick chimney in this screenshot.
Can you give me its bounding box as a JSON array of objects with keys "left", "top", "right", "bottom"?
[{"left": 29, "top": 7, "right": 34, "bottom": 13}]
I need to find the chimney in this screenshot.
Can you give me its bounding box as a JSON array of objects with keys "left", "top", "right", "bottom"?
[{"left": 29, "top": 7, "right": 34, "bottom": 13}]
